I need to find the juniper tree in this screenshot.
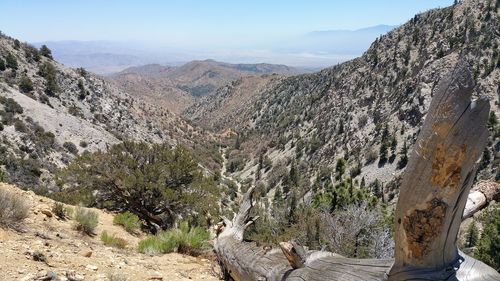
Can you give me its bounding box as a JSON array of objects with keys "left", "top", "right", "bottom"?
[
  {"left": 39, "top": 45, "right": 53, "bottom": 59},
  {"left": 57, "top": 141, "right": 220, "bottom": 233}
]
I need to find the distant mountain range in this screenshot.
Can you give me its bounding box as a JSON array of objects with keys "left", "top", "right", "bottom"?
[
  {"left": 107, "top": 60, "right": 306, "bottom": 114},
  {"left": 33, "top": 25, "right": 396, "bottom": 74}
]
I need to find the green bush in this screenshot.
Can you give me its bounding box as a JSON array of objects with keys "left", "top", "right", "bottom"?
[
  {"left": 0, "top": 189, "right": 29, "bottom": 227},
  {"left": 0, "top": 58, "right": 5, "bottom": 71},
  {"left": 5, "top": 52, "right": 18, "bottom": 70},
  {"left": 63, "top": 141, "right": 78, "bottom": 154},
  {"left": 1, "top": 97, "right": 23, "bottom": 114},
  {"left": 38, "top": 62, "right": 59, "bottom": 96},
  {"left": 52, "top": 202, "right": 68, "bottom": 219},
  {"left": 74, "top": 206, "right": 98, "bottom": 235},
  {"left": 113, "top": 212, "right": 140, "bottom": 234},
  {"left": 137, "top": 222, "right": 210, "bottom": 256},
  {"left": 79, "top": 140, "right": 88, "bottom": 148},
  {"left": 14, "top": 119, "right": 27, "bottom": 133},
  {"left": 100, "top": 231, "right": 128, "bottom": 249},
  {"left": 19, "top": 75, "right": 34, "bottom": 93},
  {"left": 475, "top": 204, "right": 500, "bottom": 271}
]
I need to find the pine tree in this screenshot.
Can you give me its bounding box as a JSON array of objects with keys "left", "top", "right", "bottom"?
[
  {"left": 335, "top": 158, "right": 346, "bottom": 180},
  {"left": 476, "top": 206, "right": 500, "bottom": 271},
  {"left": 397, "top": 141, "right": 409, "bottom": 169},
  {"left": 378, "top": 141, "right": 388, "bottom": 165},
  {"left": 39, "top": 45, "right": 53, "bottom": 59},
  {"left": 0, "top": 58, "right": 5, "bottom": 71},
  {"left": 465, "top": 221, "right": 479, "bottom": 247},
  {"left": 289, "top": 161, "right": 298, "bottom": 187},
  {"left": 360, "top": 177, "right": 366, "bottom": 189}
]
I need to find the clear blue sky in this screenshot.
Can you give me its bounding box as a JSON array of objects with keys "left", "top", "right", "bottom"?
[{"left": 0, "top": 0, "right": 453, "bottom": 47}]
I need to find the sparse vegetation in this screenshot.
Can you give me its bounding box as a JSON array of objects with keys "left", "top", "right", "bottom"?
[
  {"left": 79, "top": 140, "right": 88, "bottom": 148},
  {"left": 38, "top": 61, "right": 59, "bottom": 96},
  {"left": 475, "top": 204, "right": 500, "bottom": 271},
  {"left": 0, "top": 58, "right": 5, "bottom": 71},
  {"left": 5, "top": 52, "right": 18, "bottom": 70},
  {"left": 52, "top": 202, "right": 68, "bottom": 220},
  {"left": 113, "top": 212, "right": 140, "bottom": 234},
  {"left": 63, "top": 141, "right": 78, "bottom": 154},
  {"left": 100, "top": 231, "right": 128, "bottom": 249},
  {"left": 39, "top": 45, "right": 53, "bottom": 59},
  {"left": 74, "top": 206, "right": 98, "bottom": 235},
  {"left": 0, "top": 189, "right": 29, "bottom": 227},
  {"left": 14, "top": 119, "right": 27, "bottom": 132},
  {"left": 18, "top": 74, "right": 34, "bottom": 93},
  {"left": 137, "top": 222, "right": 210, "bottom": 256}
]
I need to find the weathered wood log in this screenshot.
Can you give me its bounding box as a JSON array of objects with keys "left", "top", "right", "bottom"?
[
  {"left": 463, "top": 181, "right": 500, "bottom": 219},
  {"left": 214, "top": 61, "right": 500, "bottom": 280},
  {"left": 388, "top": 60, "right": 497, "bottom": 280}
]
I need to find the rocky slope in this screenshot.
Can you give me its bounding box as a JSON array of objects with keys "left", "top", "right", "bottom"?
[
  {"left": 108, "top": 60, "right": 305, "bottom": 114},
  {"left": 184, "top": 0, "right": 500, "bottom": 203},
  {"left": 0, "top": 34, "right": 218, "bottom": 190},
  {"left": 0, "top": 183, "right": 218, "bottom": 281}
]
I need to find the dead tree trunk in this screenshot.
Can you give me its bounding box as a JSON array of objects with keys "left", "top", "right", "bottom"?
[{"left": 214, "top": 61, "right": 500, "bottom": 280}]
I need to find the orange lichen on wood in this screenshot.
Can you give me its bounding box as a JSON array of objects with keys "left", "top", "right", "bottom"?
[
  {"left": 430, "top": 142, "right": 466, "bottom": 190},
  {"left": 403, "top": 198, "right": 447, "bottom": 259}
]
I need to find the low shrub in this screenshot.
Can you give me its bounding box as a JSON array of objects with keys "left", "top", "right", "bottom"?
[
  {"left": 100, "top": 231, "right": 128, "bottom": 249},
  {"left": 14, "top": 119, "right": 27, "bottom": 133},
  {"left": 63, "top": 141, "right": 78, "bottom": 154},
  {"left": 19, "top": 75, "right": 34, "bottom": 93},
  {"left": 0, "top": 189, "right": 29, "bottom": 227},
  {"left": 74, "top": 206, "right": 98, "bottom": 235},
  {"left": 79, "top": 140, "right": 88, "bottom": 148},
  {"left": 137, "top": 222, "right": 210, "bottom": 256},
  {"left": 113, "top": 212, "right": 140, "bottom": 234},
  {"left": 52, "top": 202, "right": 68, "bottom": 219}
]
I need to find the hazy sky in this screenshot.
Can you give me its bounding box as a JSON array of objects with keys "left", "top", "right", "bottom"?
[{"left": 1, "top": 0, "right": 453, "bottom": 48}]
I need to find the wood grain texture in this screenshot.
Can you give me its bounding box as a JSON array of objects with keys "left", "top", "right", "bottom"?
[{"left": 388, "top": 60, "right": 491, "bottom": 279}]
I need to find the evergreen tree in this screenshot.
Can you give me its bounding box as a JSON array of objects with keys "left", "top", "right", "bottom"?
[
  {"left": 234, "top": 134, "right": 241, "bottom": 149},
  {"left": 5, "top": 52, "right": 18, "bottom": 70},
  {"left": 465, "top": 221, "right": 479, "bottom": 248},
  {"left": 288, "top": 194, "right": 297, "bottom": 225},
  {"left": 397, "top": 141, "right": 409, "bottom": 169},
  {"left": 289, "top": 161, "right": 298, "bottom": 187},
  {"left": 39, "top": 45, "right": 53, "bottom": 59},
  {"left": 378, "top": 141, "right": 388, "bottom": 165},
  {"left": 18, "top": 74, "right": 34, "bottom": 93},
  {"left": 57, "top": 142, "right": 219, "bottom": 233},
  {"left": 335, "top": 158, "right": 346, "bottom": 180},
  {"left": 360, "top": 177, "right": 366, "bottom": 189},
  {"left": 0, "top": 58, "right": 5, "bottom": 71},
  {"left": 476, "top": 206, "right": 500, "bottom": 271},
  {"left": 38, "top": 62, "right": 59, "bottom": 96}
]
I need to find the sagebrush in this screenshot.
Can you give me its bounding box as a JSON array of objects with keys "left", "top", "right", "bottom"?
[
  {"left": 138, "top": 222, "right": 210, "bottom": 256},
  {"left": 0, "top": 189, "right": 29, "bottom": 227},
  {"left": 74, "top": 206, "right": 98, "bottom": 235}
]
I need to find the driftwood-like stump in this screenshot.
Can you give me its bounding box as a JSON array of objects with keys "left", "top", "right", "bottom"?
[{"left": 214, "top": 61, "right": 500, "bottom": 280}]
